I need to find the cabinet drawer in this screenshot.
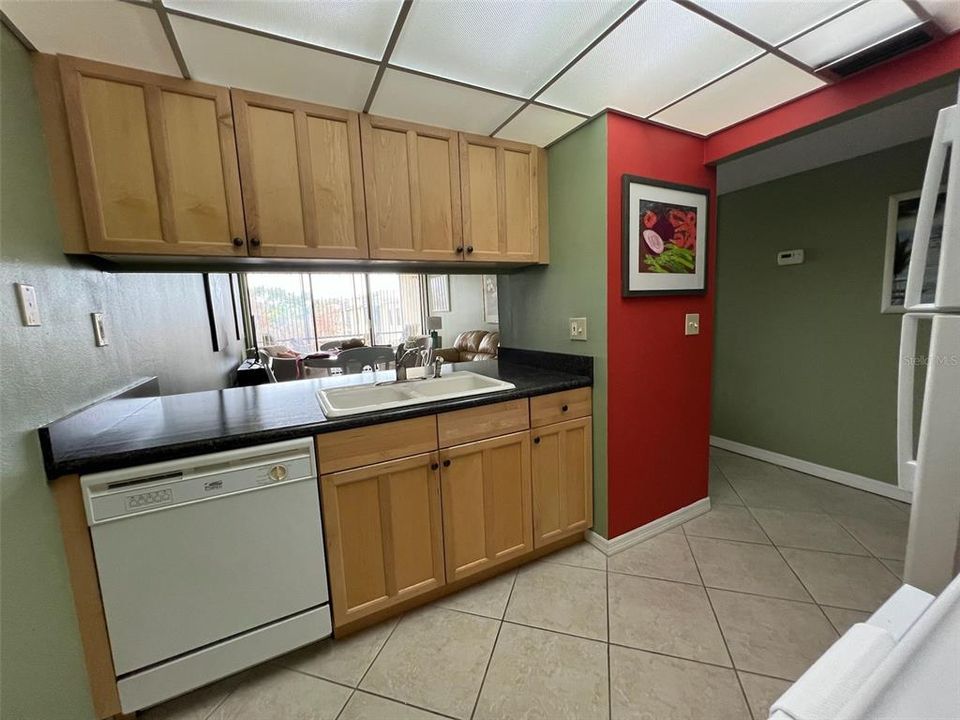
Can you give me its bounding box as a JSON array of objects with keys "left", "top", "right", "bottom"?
[
  {"left": 437, "top": 399, "right": 529, "bottom": 448},
  {"left": 530, "top": 388, "right": 592, "bottom": 428},
  {"left": 315, "top": 416, "right": 438, "bottom": 473}
]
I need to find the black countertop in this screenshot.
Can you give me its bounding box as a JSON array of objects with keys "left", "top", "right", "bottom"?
[{"left": 39, "top": 351, "right": 592, "bottom": 479}]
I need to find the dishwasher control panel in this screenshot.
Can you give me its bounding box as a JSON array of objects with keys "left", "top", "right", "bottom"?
[{"left": 126, "top": 488, "right": 173, "bottom": 510}]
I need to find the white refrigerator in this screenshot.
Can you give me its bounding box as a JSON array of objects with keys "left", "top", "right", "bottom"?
[{"left": 899, "top": 78, "right": 960, "bottom": 596}]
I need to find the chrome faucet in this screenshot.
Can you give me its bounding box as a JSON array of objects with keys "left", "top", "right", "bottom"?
[{"left": 394, "top": 343, "right": 422, "bottom": 381}]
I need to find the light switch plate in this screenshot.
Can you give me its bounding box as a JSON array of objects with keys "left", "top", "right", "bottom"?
[
  {"left": 569, "top": 317, "right": 587, "bottom": 341},
  {"left": 91, "top": 312, "right": 108, "bottom": 347},
  {"left": 15, "top": 283, "right": 41, "bottom": 326},
  {"left": 685, "top": 313, "right": 700, "bottom": 336}
]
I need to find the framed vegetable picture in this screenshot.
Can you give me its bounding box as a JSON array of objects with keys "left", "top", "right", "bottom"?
[{"left": 622, "top": 175, "right": 709, "bottom": 296}]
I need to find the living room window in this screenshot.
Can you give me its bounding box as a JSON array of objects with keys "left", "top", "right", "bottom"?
[{"left": 244, "top": 272, "right": 426, "bottom": 353}]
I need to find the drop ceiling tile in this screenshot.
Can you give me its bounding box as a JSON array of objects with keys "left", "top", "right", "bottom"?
[
  {"left": 370, "top": 69, "right": 523, "bottom": 135},
  {"left": 494, "top": 104, "right": 585, "bottom": 147},
  {"left": 782, "top": 0, "right": 921, "bottom": 69},
  {"left": 391, "top": 0, "right": 634, "bottom": 97},
  {"left": 690, "top": 0, "right": 860, "bottom": 45},
  {"left": 0, "top": 0, "right": 179, "bottom": 74},
  {"left": 539, "top": 1, "right": 763, "bottom": 117},
  {"left": 170, "top": 15, "right": 376, "bottom": 110},
  {"left": 164, "top": 0, "right": 403, "bottom": 59},
  {"left": 918, "top": 0, "right": 960, "bottom": 32},
  {"left": 651, "top": 55, "right": 826, "bottom": 135}
]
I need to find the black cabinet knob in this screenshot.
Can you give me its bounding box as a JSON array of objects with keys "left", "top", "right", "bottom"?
[
  {"left": 232, "top": 237, "right": 244, "bottom": 247},
  {"left": 442, "top": 459, "right": 451, "bottom": 467},
  {"left": 456, "top": 246, "right": 464, "bottom": 253},
  {"left": 466, "top": 245, "right": 474, "bottom": 253},
  {"left": 561, "top": 404, "right": 569, "bottom": 412},
  {"left": 430, "top": 462, "right": 439, "bottom": 470},
  {"left": 533, "top": 436, "right": 540, "bottom": 445},
  {"left": 250, "top": 237, "right": 261, "bottom": 247}
]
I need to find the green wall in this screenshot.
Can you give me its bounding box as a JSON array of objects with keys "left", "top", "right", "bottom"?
[
  {"left": 712, "top": 140, "right": 930, "bottom": 484},
  {"left": 499, "top": 117, "right": 609, "bottom": 535},
  {"left": 0, "top": 28, "right": 242, "bottom": 719}
]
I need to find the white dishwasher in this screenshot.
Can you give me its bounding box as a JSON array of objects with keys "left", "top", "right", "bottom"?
[{"left": 81, "top": 438, "right": 332, "bottom": 713}]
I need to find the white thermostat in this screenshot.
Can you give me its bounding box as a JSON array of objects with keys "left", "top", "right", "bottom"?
[{"left": 777, "top": 249, "right": 805, "bottom": 266}]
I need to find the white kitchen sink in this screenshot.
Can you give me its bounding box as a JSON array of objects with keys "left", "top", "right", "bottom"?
[{"left": 316, "top": 371, "right": 516, "bottom": 418}]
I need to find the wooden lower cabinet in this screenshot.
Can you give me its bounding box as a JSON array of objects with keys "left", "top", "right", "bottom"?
[
  {"left": 440, "top": 432, "right": 533, "bottom": 582},
  {"left": 531, "top": 417, "right": 593, "bottom": 547},
  {"left": 320, "top": 452, "right": 445, "bottom": 627}
]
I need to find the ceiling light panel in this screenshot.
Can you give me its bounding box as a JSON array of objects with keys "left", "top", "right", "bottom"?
[
  {"left": 390, "top": 0, "right": 634, "bottom": 97},
  {"left": 689, "top": 0, "right": 861, "bottom": 45},
  {"left": 0, "top": 0, "right": 179, "bottom": 74},
  {"left": 494, "top": 104, "right": 585, "bottom": 146},
  {"left": 170, "top": 16, "right": 376, "bottom": 110},
  {"left": 782, "top": 0, "right": 921, "bottom": 68},
  {"left": 370, "top": 69, "right": 523, "bottom": 135},
  {"left": 651, "top": 55, "right": 826, "bottom": 135},
  {"left": 164, "top": 0, "right": 404, "bottom": 59},
  {"left": 539, "top": 0, "right": 763, "bottom": 117},
  {"left": 917, "top": 0, "right": 960, "bottom": 32}
]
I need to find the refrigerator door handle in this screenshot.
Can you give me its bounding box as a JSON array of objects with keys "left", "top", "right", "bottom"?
[{"left": 897, "top": 313, "right": 935, "bottom": 492}]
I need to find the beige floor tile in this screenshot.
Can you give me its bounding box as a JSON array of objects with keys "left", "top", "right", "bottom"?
[
  {"left": 142, "top": 674, "right": 240, "bottom": 720},
  {"left": 474, "top": 623, "right": 608, "bottom": 720},
  {"left": 436, "top": 570, "right": 517, "bottom": 619},
  {"left": 688, "top": 537, "right": 811, "bottom": 601},
  {"left": 889, "top": 499, "right": 912, "bottom": 516},
  {"left": 726, "top": 474, "right": 823, "bottom": 512},
  {"left": 738, "top": 672, "right": 791, "bottom": 720},
  {"left": 359, "top": 606, "right": 499, "bottom": 719},
  {"left": 711, "top": 465, "right": 744, "bottom": 505},
  {"left": 608, "top": 573, "right": 730, "bottom": 666},
  {"left": 881, "top": 558, "right": 905, "bottom": 579},
  {"left": 750, "top": 508, "right": 868, "bottom": 555},
  {"left": 821, "top": 606, "right": 871, "bottom": 635},
  {"left": 609, "top": 645, "right": 750, "bottom": 720},
  {"left": 713, "top": 453, "right": 785, "bottom": 485},
  {"left": 708, "top": 589, "right": 837, "bottom": 681},
  {"left": 683, "top": 505, "right": 769, "bottom": 544},
  {"left": 780, "top": 548, "right": 901, "bottom": 612},
  {"left": 607, "top": 532, "right": 701, "bottom": 584},
  {"left": 832, "top": 513, "right": 909, "bottom": 561},
  {"left": 505, "top": 561, "right": 607, "bottom": 640},
  {"left": 794, "top": 472, "right": 906, "bottom": 522},
  {"left": 275, "top": 619, "right": 397, "bottom": 686},
  {"left": 338, "top": 691, "right": 447, "bottom": 720},
  {"left": 542, "top": 541, "right": 607, "bottom": 570},
  {"left": 210, "top": 666, "right": 350, "bottom": 720}
]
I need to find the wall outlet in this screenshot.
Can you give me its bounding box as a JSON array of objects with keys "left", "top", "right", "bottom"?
[
  {"left": 685, "top": 313, "right": 700, "bottom": 336},
  {"left": 15, "top": 283, "right": 41, "bottom": 326},
  {"left": 91, "top": 312, "right": 108, "bottom": 347},
  {"left": 569, "top": 317, "right": 587, "bottom": 341},
  {"left": 777, "top": 249, "right": 805, "bottom": 266}
]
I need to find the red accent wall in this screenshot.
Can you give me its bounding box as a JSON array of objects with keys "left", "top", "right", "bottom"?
[
  {"left": 606, "top": 113, "right": 717, "bottom": 539},
  {"left": 705, "top": 33, "right": 960, "bottom": 164}
]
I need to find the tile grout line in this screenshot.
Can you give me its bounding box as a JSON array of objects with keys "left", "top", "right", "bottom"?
[
  {"left": 606, "top": 550, "right": 612, "bottom": 720},
  {"left": 355, "top": 614, "right": 403, "bottom": 689},
  {"left": 332, "top": 688, "right": 356, "bottom": 720},
  {"left": 468, "top": 570, "right": 519, "bottom": 720}
]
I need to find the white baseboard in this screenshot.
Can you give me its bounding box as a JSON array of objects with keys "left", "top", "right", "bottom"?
[
  {"left": 586, "top": 497, "right": 711, "bottom": 556},
  {"left": 709, "top": 436, "right": 912, "bottom": 503}
]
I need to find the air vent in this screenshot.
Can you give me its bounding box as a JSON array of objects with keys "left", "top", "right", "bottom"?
[{"left": 820, "top": 23, "right": 935, "bottom": 78}]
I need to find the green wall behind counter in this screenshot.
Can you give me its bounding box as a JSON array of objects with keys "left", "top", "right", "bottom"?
[
  {"left": 712, "top": 139, "right": 930, "bottom": 484},
  {"left": 499, "top": 116, "right": 609, "bottom": 536}
]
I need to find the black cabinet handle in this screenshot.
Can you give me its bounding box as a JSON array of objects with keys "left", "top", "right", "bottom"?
[
  {"left": 250, "top": 237, "right": 261, "bottom": 247},
  {"left": 533, "top": 436, "right": 540, "bottom": 444},
  {"left": 232, "top": 237, "right": 244, "bottom": 247},
  {"left": 430, "top": 462, "right": 439, "bottom": 470},
  {"left": 442, "top": 459, "right": 451, "bottom": 467},
  {"left": 561, "top": 404, "right": 569, "bottom": 412},
  {"left": 466, "top": 245, "right": 474, "bottom": 253},
  {"left": 456, "top": 246, "right": 464, "bottom": 253}
]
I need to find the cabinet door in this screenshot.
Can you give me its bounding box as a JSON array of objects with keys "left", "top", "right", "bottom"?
[
  {"left": 361, "top": 115, "right": 462, "bottom": 261},
  {"left": 440, "top": 432, "right": 533, "bottom": 582},
  {"left": 232, "top": 90, "right": 368, "bottom": 259},
  {"left": 459, "top": 134, "right": 541, "bottom": 263},
  {"left": 532, "top": 417, "right": 593, "bottom": 547},
  {"left": 59, "top": 56, "right": 245, "bottom": 256}
]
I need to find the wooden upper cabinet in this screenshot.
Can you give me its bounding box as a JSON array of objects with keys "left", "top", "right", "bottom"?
[
  {"left": 232, "top": 90, "right": 368, "bottom": 259},
  {"left": 58, "top": 56, "right": 245, "bottom": 256},
  {"left": 360, "top": 115, "right": 462, "bottom": 261},
  {"left": 531, "top": 417, "right": 593, "bottom": 548},
  {"left": 320, "top": 452, "right": 445, "bottom": 628},
  {"left": 460, "top": 134, "right": 543, "bottom": 263},
  {"left": 439, "top": 432, "right": 533, "bottom": 582}
]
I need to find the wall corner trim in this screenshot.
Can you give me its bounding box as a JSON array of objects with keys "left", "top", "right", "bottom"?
[
  {"left": 710, "top": 436, "right": 913, "bottom": 503},
  {"left": 586, "top": 497, "right": 711, "bottom": 556}
]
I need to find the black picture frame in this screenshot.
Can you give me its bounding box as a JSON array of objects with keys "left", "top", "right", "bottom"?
[{"left": 621, "top": 174, "right": 710, "bottom": 297}]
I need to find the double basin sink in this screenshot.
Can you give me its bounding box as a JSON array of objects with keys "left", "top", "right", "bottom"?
[{"left": 317, "top": 371, "right": 516, "bottom": 418}]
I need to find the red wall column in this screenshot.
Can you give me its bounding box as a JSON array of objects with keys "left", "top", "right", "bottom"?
[{"left": 606, "top": 113, "right": 717, "bottom": 539}]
